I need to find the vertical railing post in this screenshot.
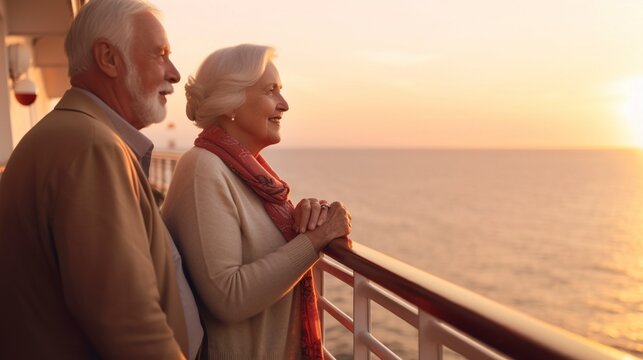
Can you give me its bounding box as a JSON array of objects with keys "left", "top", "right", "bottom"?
[
  {"left": 354, "top": 272, "right": 370, "bottom": 360},
  {"left": 162, "top": 158, "right": 169, "bottom": 193},
  {"left": 313, "top": 257, "right": 325, "bottom": 345},
  {"left": 418, "top": 310, "right": 442, "bottom": 360}
]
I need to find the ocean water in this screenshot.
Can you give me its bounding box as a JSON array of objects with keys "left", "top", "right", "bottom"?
[{"left": 260, "top": 148, "right": 643, "bottom": 358}]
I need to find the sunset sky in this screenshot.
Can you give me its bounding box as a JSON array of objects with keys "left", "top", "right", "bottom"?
[{"left": 140, "top": 0, "right": 643, "bottom": 150}]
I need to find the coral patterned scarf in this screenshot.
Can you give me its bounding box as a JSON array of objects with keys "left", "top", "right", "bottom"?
[{"left": 194, "top": 127, "right": 324, "bottom": 360}]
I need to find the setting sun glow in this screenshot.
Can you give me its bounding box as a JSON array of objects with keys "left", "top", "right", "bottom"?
[
  {"left": 619, "top": 77, "right": 643, "bottom": 148},
  {"left": 142, "top": 0, "right": 643, "bottom": 150}
]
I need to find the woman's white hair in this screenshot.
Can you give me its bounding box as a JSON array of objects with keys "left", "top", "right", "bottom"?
[
  {"left": 185, "top": 44, "right": 276, "bottom": 129},
  {"left": 65, "top": 0, "right": 160, "bottom": 77}
]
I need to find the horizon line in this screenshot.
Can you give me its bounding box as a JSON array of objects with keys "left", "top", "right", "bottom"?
[{"left": 154, "top": 146, "right": 643, "bottom": 153}]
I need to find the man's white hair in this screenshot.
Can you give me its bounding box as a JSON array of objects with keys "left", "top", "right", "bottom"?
[{"left": 65, "top": 0, "right": 160, "bottom": 77}]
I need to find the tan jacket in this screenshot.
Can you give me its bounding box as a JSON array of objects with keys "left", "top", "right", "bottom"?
[{"left": 0, "top": 89, "right": 188, "bottom": 359}]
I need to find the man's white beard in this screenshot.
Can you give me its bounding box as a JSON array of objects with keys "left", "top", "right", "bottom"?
[{"left": 125, "top": 62, "right": 168, "bottom": 128}]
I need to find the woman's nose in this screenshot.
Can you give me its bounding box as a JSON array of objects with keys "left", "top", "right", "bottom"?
[{"left": 277, "top": 94, "right": 289, "bottom": 112}]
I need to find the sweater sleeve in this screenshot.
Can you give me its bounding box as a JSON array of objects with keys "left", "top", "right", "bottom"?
[
  {"left": 52, "top": 137, "right": 183, "bottom": 360},
  {"left": 163, "top": 152, "right": 320, "bottom": 324}
]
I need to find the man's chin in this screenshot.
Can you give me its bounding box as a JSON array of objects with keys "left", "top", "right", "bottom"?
[
  {"left": 141, "top": 108, "right": 167, "bottom": 127},
  {"left": 151, "top": 116, "right": 166, "bottom": 125},
  {"left": 154, "top": 107, "right": 167, "bottom": 124}
]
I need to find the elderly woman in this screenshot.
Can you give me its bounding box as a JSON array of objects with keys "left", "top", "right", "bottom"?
[{"left": 162, "top": 44, "right": 352, "bottom": 359}]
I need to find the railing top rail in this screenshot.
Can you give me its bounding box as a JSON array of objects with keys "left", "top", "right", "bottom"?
[
  {"left": 152, "top": 150, "right": 182, "bottom": 160},
  {"left": 322, "top": 239, "right": 637, "bottom": 360}
]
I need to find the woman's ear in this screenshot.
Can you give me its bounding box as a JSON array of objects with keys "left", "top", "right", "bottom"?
[{"left": 93, "top": 39, "right": 122, "bottom": 78}]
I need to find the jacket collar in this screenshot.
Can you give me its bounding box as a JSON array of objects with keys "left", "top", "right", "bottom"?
[{"left": 54, "top": 87, "right": 154, "bottom": 174}]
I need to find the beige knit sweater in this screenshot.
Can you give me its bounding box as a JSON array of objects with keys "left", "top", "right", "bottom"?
[{"left": 162, "top": 147, "right": 321, "bottom": 360}]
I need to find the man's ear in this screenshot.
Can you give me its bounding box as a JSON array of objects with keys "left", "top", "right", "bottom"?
[{"left": 93, "top": 39, "right": 122, "bottom": 78}]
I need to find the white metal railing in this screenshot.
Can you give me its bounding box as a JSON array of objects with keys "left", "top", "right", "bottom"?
[
  {"left": 313, "top": 252, "right": 505, "bottom": 360},
  {"left": 149, "top": 150, "right": 180, "bottom": 194},
  {"left": 314, "top": 240, "right": 638, "bottom": 360}
]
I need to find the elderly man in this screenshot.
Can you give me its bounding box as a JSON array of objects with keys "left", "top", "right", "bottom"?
[{"left": 0, "top": 0, "right": 201, "bottom": 359}]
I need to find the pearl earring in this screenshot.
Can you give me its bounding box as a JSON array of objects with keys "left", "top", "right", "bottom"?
[{"left": 231, "top": 115, "right": 236, "bottom": 122}]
